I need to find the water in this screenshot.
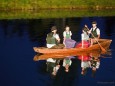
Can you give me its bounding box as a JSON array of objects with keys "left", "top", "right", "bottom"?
[{"left": 0, "top": 17, "right": 115, "bottom": 86}]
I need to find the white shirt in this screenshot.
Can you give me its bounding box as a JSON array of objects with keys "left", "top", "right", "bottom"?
[
  {"left": 53, "top": 66, "right": 60, "bottom": 72},
  {"left": 53, "top": 34, "right": 60, "bottom": 40},
  {"left": 81, "top": 32, "right": 89, "bottom": 41},
  {"left": 89, "top": 61, "right": 100, "bottom": 69},
  {"left": 47, "top": 58, "right": 56, "bottom": 63},
  {"left": 63, "top": 31, "right": 72, "bottom": 38},
  {"left": 81, "top": 61, "right": 90, "bottom": 68},
  {"left": 95, "top": 62, "right": 100, "bottom": 69}
]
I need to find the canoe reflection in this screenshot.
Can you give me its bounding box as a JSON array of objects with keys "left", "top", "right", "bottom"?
[{"left": 33, "top": 51, "right": 111, "bottom": 78}]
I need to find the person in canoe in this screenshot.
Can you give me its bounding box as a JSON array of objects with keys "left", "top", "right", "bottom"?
[
  {"left": 63, "top": 26, "right": 72, "bottom": 41},
  {"left": 87, "top": 21, "right": 100, "bottom": 46},
  {"left": 81, "top": 25, "right": 90, "bottom": 48},
  {"left": 63, "top": 26, "right": 76, "bottom": 48},
  {"left": 81, "top": 25, "right": 90, "bottom": 41},
  {"left": 75, "top": 25, "right": 90, "bottom": 48},
  {"left": 46, "top": 26, "right": 60, "bottom": 48},
  {"left": 89, "top": 54, "right": 100, "bottom": 77}
]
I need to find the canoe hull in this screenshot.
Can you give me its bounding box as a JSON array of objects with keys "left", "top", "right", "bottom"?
[{"left": 33, "top": 39, "right": 112, "bottom": 54}]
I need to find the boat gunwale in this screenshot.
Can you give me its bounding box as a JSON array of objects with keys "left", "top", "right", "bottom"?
[{"left": 34, "top": 39, "right": 112, "bottom": 54}]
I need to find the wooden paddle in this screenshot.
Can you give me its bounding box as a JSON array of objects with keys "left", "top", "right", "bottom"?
[{"left": 85, "top": 27, "right": 106, "bottom": 53}]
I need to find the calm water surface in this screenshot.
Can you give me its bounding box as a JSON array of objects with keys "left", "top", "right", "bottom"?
[{"left": 0, "top": 17, "right": 115, "bottom": 86}]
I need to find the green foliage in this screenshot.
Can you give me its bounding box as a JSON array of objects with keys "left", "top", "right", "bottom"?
[
  {"left": 0, "top": 0, "right": 115, "bottom": 10},
  {"left": 0, "top": 9, "right": 114, "bottom": 19},
  {"left": 0, "top": 0, "right": 114, "bottom": 19}
]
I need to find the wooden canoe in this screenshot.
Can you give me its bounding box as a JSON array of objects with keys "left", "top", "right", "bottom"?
[
  {"left": 33, "top": 39, "right": 112, "bottom": 54},
  {"left": 33, "top": 50, "right": 111, "bottom": 61}
]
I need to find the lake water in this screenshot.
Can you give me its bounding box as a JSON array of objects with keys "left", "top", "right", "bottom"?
[{"left": 0, "top": 17, "right": 115, "bottom": 86}]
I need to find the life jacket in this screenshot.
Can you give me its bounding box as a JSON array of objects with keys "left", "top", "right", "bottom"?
[
  {"left": 46, "top": 32, "right": 57, "bottom": 44},
  {"left": 90, "top": 28, "right": 98, "bottom": 38}
]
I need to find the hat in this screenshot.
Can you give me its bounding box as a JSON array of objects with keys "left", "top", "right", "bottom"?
[
  {"left": 92, "top": 21, "right": 97, "bottom": 24},
  {"left": 51, "top": 26, "right": 57, "bottom": 31}
]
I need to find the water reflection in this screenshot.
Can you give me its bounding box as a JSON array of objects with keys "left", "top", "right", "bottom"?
[
  {"left": 46, "top": 58, "right": 60, "bottom": 77},
  {"left": 33, "top": 51, "right": 111, "bottom": 78},
  {"left": 63, "top": 57, "right": 72, "bottom": 72},
  {"left": 80, "top": 53, "right": 100, "bottom": 77}
]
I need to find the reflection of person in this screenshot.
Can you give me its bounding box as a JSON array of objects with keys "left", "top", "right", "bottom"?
[
  {"left": 89, "top": 57, "right": 100, "bottom": 77},
  {"left": 46, "top": 58, "right": 56, "bottom": 73},
  {"left": 52, "top": 64, "right": 60, "bottom": 76},
  {"left": 88, "top": 21, "right": 100, "bottom": 46},
  {"left": 63, "top": 57, "right": 72, "bottom": 72},
  {"left": 81, "top": 61, "right": 90, "bottom": 75},
  {"left": 46, "top": 58, "right": 60, "bottom": 77},
  {"left": 81, "top": 56, "right": 90, "bottom": 75},
  {"left": 46, "top": 26, "right": 60, "bottom": 48}
]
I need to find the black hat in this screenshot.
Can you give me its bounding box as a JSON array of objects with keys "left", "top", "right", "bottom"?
[
  {"left": 92, "top": 21, "right": 97, "bottom": 24},
  {"left": 51, "top": 26, "right": 57, "bottom": 31}
]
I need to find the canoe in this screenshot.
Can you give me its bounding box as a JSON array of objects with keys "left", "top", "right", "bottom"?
[
  {"left": 33, "top": 39, "right": 112, "bottom": 54},
  {"left": 33, "top": 50, "right": 111, "bottom": 61}
]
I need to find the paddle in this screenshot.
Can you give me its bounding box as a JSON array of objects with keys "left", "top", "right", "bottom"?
[{"left": 85, "top": 27, "right": 106, "bottom": 53}]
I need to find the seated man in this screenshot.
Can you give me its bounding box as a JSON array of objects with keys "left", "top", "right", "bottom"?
[{"left": 46, "top": 26, "right": 60, "bottom": 48}]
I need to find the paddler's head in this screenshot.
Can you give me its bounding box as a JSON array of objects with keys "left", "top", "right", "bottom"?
[{"left": 92, "top": 21, "right": 97, "bottom": 28}]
